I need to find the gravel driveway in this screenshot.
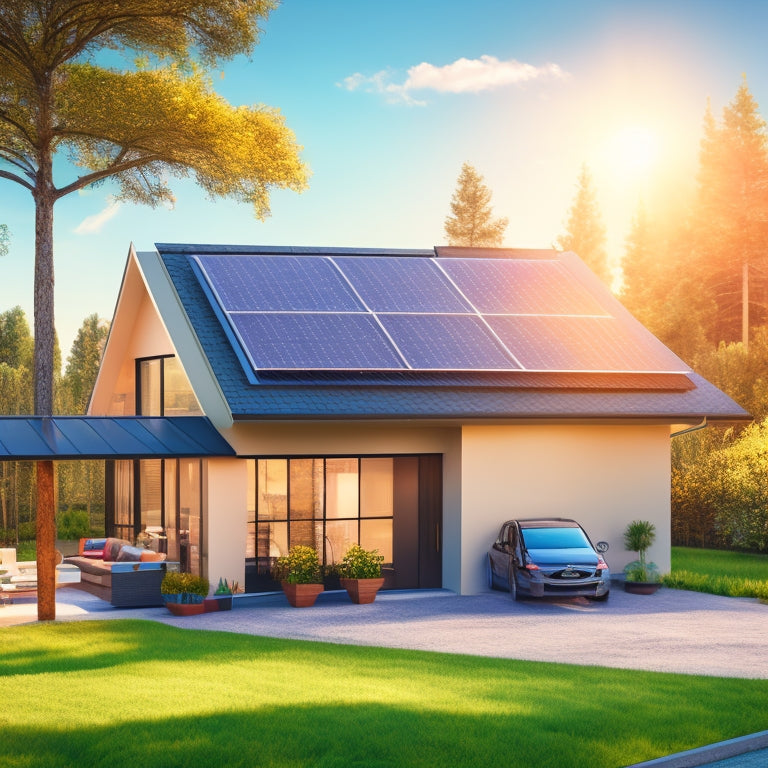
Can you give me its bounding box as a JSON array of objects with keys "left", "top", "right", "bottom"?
[{"left": 3, "top": 583, "right": 765, "bottom": 679}]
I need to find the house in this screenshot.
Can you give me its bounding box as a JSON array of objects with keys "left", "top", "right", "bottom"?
[{"left": 89, "top": 244, "right": 750, "bottom": 595}]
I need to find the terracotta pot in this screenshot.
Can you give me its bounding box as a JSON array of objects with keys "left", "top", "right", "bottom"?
[
  {"left": 165, "top": 600, "right": 206, "bottom": 616},
  {"left": 204, "top": 596, "right": 233, "bottom": 612},
  {"left": 281, "top": 581, "right": 324, "bottom": 607},
  {"left": 340, "top": 577, "right": 385, "bottom": 604},
  {"left": 624, "top": 581, "right": 662, "bottom": 595}
]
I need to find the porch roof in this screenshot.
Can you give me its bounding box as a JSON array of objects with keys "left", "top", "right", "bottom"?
[{"left": 0, "top": 416, "right": 235, "bottom": 460}]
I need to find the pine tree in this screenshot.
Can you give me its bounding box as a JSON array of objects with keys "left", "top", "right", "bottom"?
[
  {"left": 557, "top": 164, "right": 610, "bottom": 284},
  {"left": 444, "top": 163, "right": 508, "bottom": 247},
  {"left": 692, "top": 78, "right": 768, "bottom": 345}
]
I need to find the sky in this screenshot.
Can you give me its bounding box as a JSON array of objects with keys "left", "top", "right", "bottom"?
[{"left": 2, "top": 0, "right": 768, "bottom": 360}]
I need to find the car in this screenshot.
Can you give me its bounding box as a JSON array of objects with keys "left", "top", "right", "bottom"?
[{"left": 487, "top": 518, "right": 610, "bottom": 601}]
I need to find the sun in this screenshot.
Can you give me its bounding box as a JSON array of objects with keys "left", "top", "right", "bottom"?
[{"left": 608, "top": 126, "right": 659, "bottom": 177}]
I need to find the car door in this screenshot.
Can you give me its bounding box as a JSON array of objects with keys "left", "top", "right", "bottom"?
[{"left": 490, "top": 523, "right": 513, "bottom": 584}]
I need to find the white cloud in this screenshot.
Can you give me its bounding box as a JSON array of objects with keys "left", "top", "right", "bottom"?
[
  {"left": 74, "top": 199, "right": 121, "bottom": 234},
  {"left": 339, "top": 55, "right": 569, "bottom": 105}
]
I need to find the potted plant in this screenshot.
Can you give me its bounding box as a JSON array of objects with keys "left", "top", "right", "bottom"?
[
  {"left": 339, "top": 544, "right": 385, "bottom": 604},
  {"left": 204, "top": 577, "right": 239, "bottom": 612},
  {"left": 161, "top": 572, "right": 210, "bottom": 615},
  {"left": 623, "top": 520, "right": 662, "bottom": 594},
  {"left": 274, "top": 545, "right": 324, "bottom": 607}
]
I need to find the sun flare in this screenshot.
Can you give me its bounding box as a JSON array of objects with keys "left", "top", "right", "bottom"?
[{"left": 609, "top": 126, "right": 659, "bottom": 176}]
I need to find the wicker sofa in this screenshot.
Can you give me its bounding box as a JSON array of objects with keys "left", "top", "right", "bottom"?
[{"left": 64, "top": 538, "right": 179, "bottom": 608}]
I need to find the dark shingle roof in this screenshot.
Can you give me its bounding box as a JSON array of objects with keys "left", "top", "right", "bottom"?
[{"left": 154, "top": 244, "right": 751, "bottom": 423}]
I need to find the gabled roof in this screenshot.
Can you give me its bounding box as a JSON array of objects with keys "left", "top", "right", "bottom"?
[{"left": 144, "top": 244, "right": 750, "bottom": 425}]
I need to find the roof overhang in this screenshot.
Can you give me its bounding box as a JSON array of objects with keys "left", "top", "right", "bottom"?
[{"left": 0, "top": 416, "right": 235, "bottom": 461}]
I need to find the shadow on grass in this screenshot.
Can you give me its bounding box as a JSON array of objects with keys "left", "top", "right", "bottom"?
[{"left": 2, "top": 620, "right": 768, "bottom": 768}]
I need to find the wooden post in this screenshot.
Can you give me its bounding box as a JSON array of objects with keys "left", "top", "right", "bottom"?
[{"left": 36, "top": 460, "right": 56, "bottom": 621}]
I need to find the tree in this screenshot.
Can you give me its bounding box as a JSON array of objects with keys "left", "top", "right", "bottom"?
[
  {"left": 556, "top": 164, "right": 610, "bottom": 284},
  {"left": 63, "top": 315, "right": 110, "bottom": 415},
  {"left": 0, "top": 0, "right": 308, "bottom": 620},
  {"left": 0, "top": 306, "right": 33, "bottom": 370},
  {"left": 692, "top": 78, "right": 768, "bottom": 346},
  {"left": 444, "top": 163, "right": 508, "bottom": 247}
]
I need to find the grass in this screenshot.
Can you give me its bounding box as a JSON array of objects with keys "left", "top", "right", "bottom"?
[
  {"left": 1, "top": 620, "right": 768, "bottom": 768},
  {"left": 664, "top": 546, "right": 768, "bottom": 599}
]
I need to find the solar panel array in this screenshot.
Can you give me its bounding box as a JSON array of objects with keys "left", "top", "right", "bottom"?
[{"left": 190, "top": 253, "right": 687, "bottom": 374}]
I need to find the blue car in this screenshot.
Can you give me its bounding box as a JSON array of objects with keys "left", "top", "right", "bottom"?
[{"left": 488, "top": 518, "right": 610, "bottom": 600}]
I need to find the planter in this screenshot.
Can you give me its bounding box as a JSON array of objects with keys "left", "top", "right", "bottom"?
[
  {"left": 340, "top": 577, "right": 385, "bottom": 604},
  {"left": 204, "top": 596, "right": 233, "bottom": 612},
  {"left": 624, "top": 581, "right": 662, "bottom": 595},
  {"left": 281, "top": 581, "right": 324, "bottom": 608},
  {"left": 165, "top": 601, "right": 206, "bottom": 616}
]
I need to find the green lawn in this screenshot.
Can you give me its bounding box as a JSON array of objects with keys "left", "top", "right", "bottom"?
[
  {"left": 2, "top": 620, "right": 768, "bottom": 768},
  {"left": 665, "top": 546, "right": 768, "bottom": 598}
]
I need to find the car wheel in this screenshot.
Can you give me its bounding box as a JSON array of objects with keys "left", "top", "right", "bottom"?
[
  {"left": 508, "top": 564, "right": 520, "bottom": 601},
  {"left": 486, "top": 556, "right": 495, "bottom": 590}
]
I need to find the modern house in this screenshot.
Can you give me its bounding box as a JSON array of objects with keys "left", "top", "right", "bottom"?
[{"left": 88, "top": 244, "right": 750, "bottom": 595}]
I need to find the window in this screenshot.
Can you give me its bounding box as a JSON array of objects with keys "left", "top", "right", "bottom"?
[
  {"left": 136, "top": 355, "right": 202, "bottom": 416},
  {"left": 246, "top": 457, "right": 395, "bottom": 589}
]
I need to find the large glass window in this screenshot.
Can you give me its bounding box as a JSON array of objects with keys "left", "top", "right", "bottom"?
[
  {"left": 246, "top": 457, "right": 395, "bottom": 589},
  {"left": 137, "top": 355, "right": 201, "bottom": 416}
]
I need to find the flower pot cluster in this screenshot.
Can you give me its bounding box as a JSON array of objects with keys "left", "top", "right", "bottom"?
[{"left": 274, "top": 544, "right": 385, "bottom": 607}]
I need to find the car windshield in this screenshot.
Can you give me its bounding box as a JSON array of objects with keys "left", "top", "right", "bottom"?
[{"left": 521, "top": 526, "right": 590, "bottom": 550}]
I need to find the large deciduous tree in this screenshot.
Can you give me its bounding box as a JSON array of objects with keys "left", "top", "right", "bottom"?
[
  {"left": 444, "top": 163, "right": 508, "bottom": 247},
  {"left": 556, "top": 164, "right": 610, "bottom": 284},
  {"left": 0, "top": 0, "right": 308, "bottom": 620}
]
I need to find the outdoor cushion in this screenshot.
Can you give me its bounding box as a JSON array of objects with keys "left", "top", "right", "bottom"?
[
  {"left": 116, "top": 545, "right": 144, "bottom": 562},
  {"left": 103, "top": 538, "right": 131, "bottom": 562},
  {"left": 140, "top": 550, "right": 166, "bottom": 562}
]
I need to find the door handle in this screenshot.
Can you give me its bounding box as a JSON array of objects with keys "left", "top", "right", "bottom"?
[{"left": 435, "top": 523, "right": 440, "bottom": 553}]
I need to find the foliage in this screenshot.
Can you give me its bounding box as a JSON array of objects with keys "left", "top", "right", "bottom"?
[
  {"left": 273, "top": 545, "right": 322, "bottom": 584},
  {"left": 3, "top": 621, "right": 768, "bottom": 768},
  {"left": 556, "top": 164, "right": 610, "bottom": 284},
  {"left": 0, "top": 223, "right": 8, "bottom": 258},
  {"left": 339, "top": 544, "right": 384, "bottom": 579},
  {"left": 623, "top": 520, "right": 660, "bottom": 582},
  {"left": 214, "top": 577, "right": 239, "bottom": 595},
  {"left": 161, "top": 572, "right": 210, "bottom": 603},
  {"left": 672, "top": 420, "right": 768, "bottom": 551},
  {"left": 63, "top": 315, "right": 110, "bottom": 414},
  {"left": 444, "top": 163, "right": 508, "bottom": 247},
  {"left": 663, "top": 547, "right": 768, "bottom": 599},
  {"left": 56, "top": 508, "right": 90, "bottom": 540}
]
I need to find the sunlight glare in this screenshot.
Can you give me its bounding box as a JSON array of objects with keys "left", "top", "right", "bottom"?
[{"left": 609, "top": 126, "right": 659, "bottom": 177}]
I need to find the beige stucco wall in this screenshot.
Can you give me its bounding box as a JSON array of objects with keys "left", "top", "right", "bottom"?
[
  {"left": 459, "top": 424, "right": 671, "bottom": 594},
  {"left": 205, "top": 458, "right": 249, "bottom": 591}
]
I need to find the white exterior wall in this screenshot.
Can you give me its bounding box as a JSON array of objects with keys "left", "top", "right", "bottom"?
[{"left": 459, "top": 424, "right": 671, "bottom": 594}]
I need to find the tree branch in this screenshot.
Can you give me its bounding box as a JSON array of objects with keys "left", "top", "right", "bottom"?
[{"left": 0, "top": 167, "right": 33, "bottom": 191}]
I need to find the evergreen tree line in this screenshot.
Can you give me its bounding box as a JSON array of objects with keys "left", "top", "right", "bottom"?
[
  {"left": 0, "top": 308, "right": 109, "bottom": 543},
  {"left": 445, "top": 79, "right": 768, "bottom": 551}
]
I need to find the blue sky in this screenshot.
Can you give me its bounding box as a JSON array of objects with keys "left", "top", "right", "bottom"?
[{"left": 2, "top": 0, "right": 767, "bottom": 358}]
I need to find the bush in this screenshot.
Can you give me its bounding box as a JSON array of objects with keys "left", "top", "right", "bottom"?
[
  {"left": 56, "top": 508, "right": 90, "bottom": 540},
  {"left": 273, "top": 545, "right": 321, "bottom": 584},
  {"left": 18, "top": 522, "right": 35, "bottom": 541},
  {"left": 161, "top": 572, "right": 209, "bottom": 603},
  {"left": 339, "top": 545, "right": 384, "bottom": 579}
]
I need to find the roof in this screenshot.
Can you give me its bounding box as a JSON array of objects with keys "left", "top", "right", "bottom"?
[
  {"left": 148, "top": 243, "right": 751, "bottom": 424},
  {"left": 0, "top": 416, "right": 236, "bottom": 460}
]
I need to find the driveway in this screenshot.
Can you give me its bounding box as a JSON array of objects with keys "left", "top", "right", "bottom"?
[{"left": 2, "top": 584, "right": 766, "bottom": 679}]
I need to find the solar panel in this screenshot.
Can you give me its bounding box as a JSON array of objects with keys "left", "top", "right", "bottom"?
[
  {"left": 333, "top": 256, "right": 472, "bottom": 313},
  {"left": 438, "top": 259, "right": 607, "bottom": 315},
  {"left": 379, "top": 314, "right": 520, "bottom": 370},
  {"left": 487, "top": 316, "right": 684, "bottom": 372},
  {"left": 230, "top": 312, "right": 407, "bottom": 370},
  {"left": 193, "top": 254, "right": 363, "bottom": 312},
  {"left": 189, "top": 251, "right": 687, "bottom": 375}
]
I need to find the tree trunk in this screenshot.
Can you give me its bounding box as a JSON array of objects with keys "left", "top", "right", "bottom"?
[{"left": 33, "top": 140, "right": 57, "bottom": 621}]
